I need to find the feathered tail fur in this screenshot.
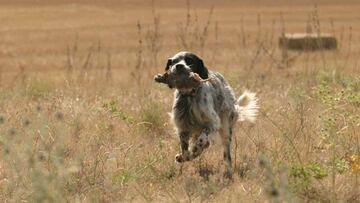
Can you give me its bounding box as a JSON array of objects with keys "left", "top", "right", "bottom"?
[{"left": 235, "top": 90, "right": 259, "bottom": 123}]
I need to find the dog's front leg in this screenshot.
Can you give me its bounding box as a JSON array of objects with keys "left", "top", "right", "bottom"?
[
  {"left": 175, "top": 131, "right": 191, "bottom": 163},
  {"left": 189, "top": 93, "right": 221, "bottom": 160},
  {"left": 189, "top": 128, "right": 211, "bottom": 160}
]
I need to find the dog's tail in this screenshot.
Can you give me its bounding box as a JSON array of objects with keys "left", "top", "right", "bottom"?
[{"left": 235, "top": 90, "right": 259, "bottom": 123}]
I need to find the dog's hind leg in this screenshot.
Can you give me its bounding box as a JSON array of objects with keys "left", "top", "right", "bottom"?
[
  {"left": 219, "top": 119, "right": 233, "bottom": 179},
  {"left": 175, "top": 131, "right": 191, "bottom": 163}
]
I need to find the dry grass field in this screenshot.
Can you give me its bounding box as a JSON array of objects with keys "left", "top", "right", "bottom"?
[{"left": 0, "top": 0, "right": 359, "bottom": 202}]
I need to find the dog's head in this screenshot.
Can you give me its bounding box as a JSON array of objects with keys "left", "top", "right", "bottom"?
[{"left": 154, "top": 51, "right": 209, "bottom": 90}]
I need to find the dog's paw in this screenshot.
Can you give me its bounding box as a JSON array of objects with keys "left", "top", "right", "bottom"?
[
  {"left": 196, "top": 133, "right": 210, "bottom": 149},
  {"left": 175, "top": 153, "right": 189, "bottom": 163}
]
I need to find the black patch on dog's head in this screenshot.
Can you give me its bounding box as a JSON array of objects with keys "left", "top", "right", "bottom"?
[
  {"left": 165, "top": 58, "right": 172, "bottom": 71},
  {"left": 183, "top": 53, "right": 208, "bottom": 79}
]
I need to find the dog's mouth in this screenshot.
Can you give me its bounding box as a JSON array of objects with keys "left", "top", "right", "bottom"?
[{"left": 154, "top": 71, "right": 204, "bottom": 90}]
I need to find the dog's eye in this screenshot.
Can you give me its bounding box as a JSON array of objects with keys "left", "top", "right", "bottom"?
[{"left": 184, "top": 57, "right": 193, "bottom": 65}]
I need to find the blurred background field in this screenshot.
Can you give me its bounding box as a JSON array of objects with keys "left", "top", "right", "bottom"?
[{"left": 0, "top": 0, "right": 359, "bottom": 202}]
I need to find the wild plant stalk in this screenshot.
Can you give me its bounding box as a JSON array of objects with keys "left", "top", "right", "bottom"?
[
  {"left": 132, "top": 21, "right": 143, "bottom": 91},
  {"left": 77, "top": 46, "right": 93, "bottom": 84},
  {"left": 176, "top": 1, "right": 214, "bottom": 54},
  {"left": 261, "top": 44, "right": 283, "bottom": 70},
  {"left": 305, "top": 13, "right": 312, "bottom": 72},
  {"left": 66, "top": 35, "right": 116, "bottom": 88},
  {"left": 210, "top": 21, "right": 218, "bottom": 68},
  {"left": 199, "top": 7, "right": 214, "bottom": 55},
  {"left": 247, "top": 42, "right": 263, "bottom": 72},
  {"left": 234, "top": 128, "right": 238, "bottom": 173},
  {"left": 329, "top": 18, "right": 340, "bottom": 69},
  {"left": 95, "top": 39, "right": 107, "bottom": 82},
  {"left": 311, "top": 5, "right": 327, "bottom": 70},
  {"left": 344, "top": 26, "right": 353, "bottom": 71},
  {"left": 269, "top": 18, "right": 276, "bottom": 48},
  {"left": 12, "top": 62, "right": 26, "bottom": 85},
  {"left": 240, "top": 14, "right": 247, "bottom": 48},
  {"left": 176, "top": 0, "right": 191, "bottom": 50},
  {"left": 146, "top": 0, "right": 162, "bottom": 73},
  {"left": 95, "top": 39, "right": 102, "bottom": 76},
  {"left": 279, "top": 12, "right": 288, "bottom": 69},
  {"left": 66, "top": 34, "right": 79, "bottom": 75},
  {"left": 105, "top": 52, "right": 113, "bottom": 82},
  {"left": 256, "top": 13, "right": 262, "bottom": 45},
  {"left": 260, "top": 110, "right": 303, "bottom": 165}
]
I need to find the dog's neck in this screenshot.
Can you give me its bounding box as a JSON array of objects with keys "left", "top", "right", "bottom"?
[{"left": 177, "top": 86, "right": 200, "bottom": 97}]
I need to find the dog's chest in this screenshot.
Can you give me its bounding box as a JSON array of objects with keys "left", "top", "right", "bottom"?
[
  {"left": 172, "top": 94, "right": 207, "bottom": 129},
  {"left": 172, "top": 89, "right": 221, "bottom": 129}
]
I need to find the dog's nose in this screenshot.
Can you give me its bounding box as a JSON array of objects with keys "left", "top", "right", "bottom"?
[{"left": 175, "top": 64, "right": 185, "bottom": 72}]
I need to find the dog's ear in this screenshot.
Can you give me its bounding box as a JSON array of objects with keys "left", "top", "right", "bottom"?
[
  {"left": 165, "top": 58, "right": 172, "bottom": 71},
  {"left": 190, "top": 57, "right": 208, "bottom": 79}
]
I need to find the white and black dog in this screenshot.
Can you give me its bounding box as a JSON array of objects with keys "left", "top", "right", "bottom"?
[{"left": 154, "top": 51, "right": 258, "bottom": 178}]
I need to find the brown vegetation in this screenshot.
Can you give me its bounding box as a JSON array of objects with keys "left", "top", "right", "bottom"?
[{"left": 0, "top": 0, "right": 359, "bottom": 202}]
